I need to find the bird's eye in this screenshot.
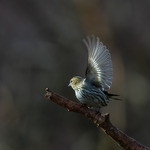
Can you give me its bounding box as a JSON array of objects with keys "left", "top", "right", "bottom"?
[{"left": 71, "top": 80, "right": 72, "bottom": 83}]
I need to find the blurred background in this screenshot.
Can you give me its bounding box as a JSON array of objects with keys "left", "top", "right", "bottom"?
[{"left": 0, "top": 0, "right": 150, "bottom": 150}]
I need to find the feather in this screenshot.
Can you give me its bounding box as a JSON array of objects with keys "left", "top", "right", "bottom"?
[{"left": 83, "top": 35, "right": 113, "bottom": 90}]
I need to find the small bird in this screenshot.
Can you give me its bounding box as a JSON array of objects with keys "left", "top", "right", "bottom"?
[{"left": 68, "top": 35, "right": 119, "bottom": 109}]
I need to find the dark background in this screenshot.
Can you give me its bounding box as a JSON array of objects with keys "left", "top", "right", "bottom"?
[{"left": 0, "top": 0, "right": 150, "bottom": 150}]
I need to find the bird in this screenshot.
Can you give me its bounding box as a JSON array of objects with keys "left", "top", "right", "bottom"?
[{"left": 68, "top": 35, "right": 119, "bottom": 109}]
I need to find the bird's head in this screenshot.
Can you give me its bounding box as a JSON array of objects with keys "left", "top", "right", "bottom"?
[{"left": 68, "top": 76, "right": 84, "bottom": 90}]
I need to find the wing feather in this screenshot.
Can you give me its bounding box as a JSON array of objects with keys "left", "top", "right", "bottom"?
[{"left": 83, "top": 35, "right": 113, "bottom": 90}]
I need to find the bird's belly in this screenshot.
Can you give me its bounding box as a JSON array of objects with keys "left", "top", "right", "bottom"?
[
  {"left": 75, "top": 89, "right": 108, "bottom": 108},
  {"left": 75, "top": 90, "right": 84, "bottom": 101}
]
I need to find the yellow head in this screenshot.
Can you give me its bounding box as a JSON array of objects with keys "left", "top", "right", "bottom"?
[{"left": 68, "top": 76, "right": 84, "bottom": 90}]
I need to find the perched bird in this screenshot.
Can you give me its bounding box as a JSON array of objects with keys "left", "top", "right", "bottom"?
[{"left": 68, "top": 35, "right": 119, "bottom": 109}]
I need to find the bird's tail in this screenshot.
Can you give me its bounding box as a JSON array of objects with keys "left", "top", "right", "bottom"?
[
  {"left": 110, "top": 96, "right": 121, "bottom": 101},
  {"left": 104, "top": 91, "right": 122, "bottom": 101}
]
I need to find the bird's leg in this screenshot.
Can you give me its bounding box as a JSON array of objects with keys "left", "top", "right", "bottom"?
[{"left": 94, "top": 107, "right": 101, "bottom": 115}]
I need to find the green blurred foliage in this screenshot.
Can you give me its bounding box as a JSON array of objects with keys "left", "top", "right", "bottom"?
[{"left": 0, "top": 0, "right": 150, "bottom": 150}]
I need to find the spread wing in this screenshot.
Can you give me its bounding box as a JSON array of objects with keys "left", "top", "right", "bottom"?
[{"left": 83, "top": 35, "right": 113, "bottom": 91}]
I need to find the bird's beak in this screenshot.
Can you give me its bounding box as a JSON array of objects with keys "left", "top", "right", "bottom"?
[{"left": 68, "top": 83, "right": 71, "bottom": 87}]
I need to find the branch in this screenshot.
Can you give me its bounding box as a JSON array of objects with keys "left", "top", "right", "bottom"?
[{"left": 45, "top": 88, "right": 150, "bottom": 150}]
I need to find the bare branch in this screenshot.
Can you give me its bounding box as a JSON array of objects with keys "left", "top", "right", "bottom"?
[{"left": 45, "top": 88, "right": 150, "bottom": 150}]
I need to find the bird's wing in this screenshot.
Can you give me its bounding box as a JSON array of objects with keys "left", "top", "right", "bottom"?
[{"left": 83, "top": 35, "right": 113, "bottom": 91}]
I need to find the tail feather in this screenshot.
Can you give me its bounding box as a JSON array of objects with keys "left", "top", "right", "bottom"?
[
  {"left": 104, "top": 91, "right": 122, "bottom": 101},
  {"left": 111, "top": 97, "right": 122, "bottom": 101}
]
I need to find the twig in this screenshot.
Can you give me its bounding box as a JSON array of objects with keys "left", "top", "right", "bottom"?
[{"left": 45, "top": 88, "right": 150, "bottom": 150}]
